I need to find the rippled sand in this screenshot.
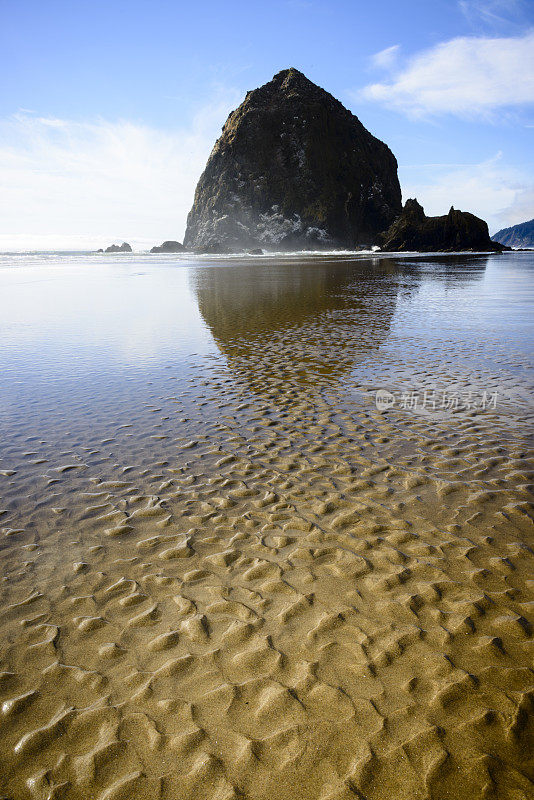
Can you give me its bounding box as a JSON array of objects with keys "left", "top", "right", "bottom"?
[{"left": 0, "top": 252, "right": 533, "bottom": 800}]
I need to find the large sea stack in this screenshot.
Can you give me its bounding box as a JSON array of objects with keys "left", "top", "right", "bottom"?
[
  {"left": 184, "top": 68, "right": 402, "bottom": 251},
  {"left": 381, "top": 199, "right": 504, "bottom": 253}
]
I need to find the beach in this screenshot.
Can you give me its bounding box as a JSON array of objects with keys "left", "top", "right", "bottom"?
[{"left": 0, "top": 250, "right": 533, "bottom": 800}]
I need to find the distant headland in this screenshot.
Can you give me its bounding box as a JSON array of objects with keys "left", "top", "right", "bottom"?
[{"left": 492, "top": 218, "right": 534, "bottom": 249}]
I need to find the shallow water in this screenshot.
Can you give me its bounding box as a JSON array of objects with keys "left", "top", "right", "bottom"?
[{"left": 0, "top": 251, "right": 533, "bottom": 800}]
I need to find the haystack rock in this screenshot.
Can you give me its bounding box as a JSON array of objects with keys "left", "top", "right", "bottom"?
[
  {"left": 184, "top": 68, "right": 402, "bottom": 251},
  {"left": 381, "top": 199, "right": 504, "bottom": 253}
]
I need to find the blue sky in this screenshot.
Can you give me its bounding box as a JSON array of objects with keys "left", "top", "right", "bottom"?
[{"left": 1, "top": 0, "right": 533, "bottom": 248}]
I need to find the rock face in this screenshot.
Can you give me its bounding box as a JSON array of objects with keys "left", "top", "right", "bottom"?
[
  {"left": 184, "top": 68, "right": 402, "bottom": 251},
  {"left": 381, "top": 200, "right": 504, "bottom": 252},
  {"left": 104, "top": 242, "right": 132, "bottom": 253},
  {"left": 150, "top": 240, "right": 184, "bottom": 253},
  {"left": 492, "top": 219, "right": 534, "bottom": 249}
]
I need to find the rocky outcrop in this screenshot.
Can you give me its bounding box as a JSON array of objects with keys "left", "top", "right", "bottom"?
[
  {"left": 380, "top": 200, "right": 504, "bottom": 252},
  {"left": 194, "top": 242, "right": 229, "bottom": 254},
  {"left": 104, "top": 242, "right": 132, "bottom": 253},
  {"left": 492, "top": 219, "right": 534, "bottom": 249},
  {"left": 150, "top": 240, "right": 184, "bottom": 253},
  {"left": 184, "top": 68, "right": 402, "bottom": 251}
]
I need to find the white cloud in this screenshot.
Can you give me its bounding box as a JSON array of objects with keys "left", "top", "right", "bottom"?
[
  {"left": 370, "top": 45, "right": 400, "bottom": 71},
  {"left": 400, "top": 153, "right": 534, "bottom": 231},
  {"left": 361, "top": 30, "right": 534, "bottom": 117},
  {"left": 0, "top": 89, "right": 239, "bottom": 251}
]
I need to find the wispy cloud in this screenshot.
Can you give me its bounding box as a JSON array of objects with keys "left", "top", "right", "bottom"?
[
  {"left": 361, "top": 30, "right": 534, "bottom": 118},
  {"left": 459, "top": 0, "right": 529, "bottom": 31},
  {"left": 400, "top": 153, "right": 534, "bottom": 231},
  {"left": 369, "top": 45, "right": 401, "bottom": 71},
  {"left": 0, "top": 88, "right": 239, "bottom": 251}
]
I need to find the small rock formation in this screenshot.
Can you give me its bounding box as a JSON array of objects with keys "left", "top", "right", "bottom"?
[
  {"left": 492, "top": 218, "right": 534, "bottom": 249},
  {"left": 104, "top": 242, "right": 132, "bottom": 253},
  {"left": 380, "top": 200, "right": 504, "bottom": 252},
  {"left": 194, "top": 242, "right": 230, "bottom": 254},
  {"left": 184, "top": 68, "right": 402, "bottom": 251},
  {"left": 150, "top": 240, "right": 185, "bottom": 253}
]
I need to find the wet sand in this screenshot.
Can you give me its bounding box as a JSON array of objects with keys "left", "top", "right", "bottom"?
[{"left": 0, "top": 252, "right": 533, "bottom": 800}]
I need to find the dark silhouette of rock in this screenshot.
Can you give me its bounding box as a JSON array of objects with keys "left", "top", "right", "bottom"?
[
  {"left": 380, "top": 200, "right": 504, "bottom": 252},
  {"left": 150, "top": 240, "right": 185, "bottom": 253},
  {"left": 104, "top": 242, "right": 132, "bottom": 253},
  {"left": 184, "top": 68, "right": 402, "bottom": 251},
  {"left": 492, "top": 219, "right": 534, "bottom": 249},
  {"left": 248, "top": 248, "right": 263, "bottom": 255},
  {"left": 96, "top": 248, "right": 104, "bottom": 253}
]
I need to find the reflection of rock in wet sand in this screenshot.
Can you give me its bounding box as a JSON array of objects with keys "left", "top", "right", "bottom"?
[
  {"left": 400, "top": 254, "right": 489, "bottom": 286},
  {"left": 192, "top": 257, "right": 400, "bottom": 391}
]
